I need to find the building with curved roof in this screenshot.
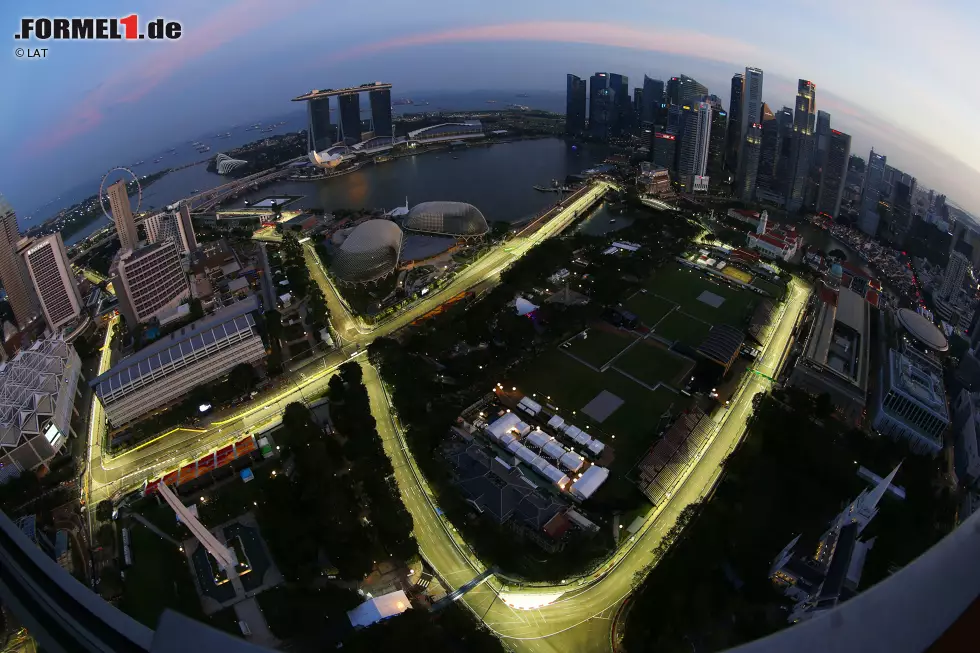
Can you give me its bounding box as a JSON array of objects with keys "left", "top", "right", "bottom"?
[
  {"left": 331, "top": 219, "right": 403, "bottom": 284},
  {"left": 403, "top": 201, "right": 489, "bottom": 238},
  {"left": 407, "top": 121, "right": 484, "bottom": 143},
  {"left": 897, "top": 308, "right": 948, "bottom": 352},
  {"left": 214, "top": 153, "right": 247, "bottom": 175}
]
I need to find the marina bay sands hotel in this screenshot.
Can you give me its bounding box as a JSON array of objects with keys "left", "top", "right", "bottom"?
[{"left": 292, "top": 82, "right": 393, "bottom": 152}]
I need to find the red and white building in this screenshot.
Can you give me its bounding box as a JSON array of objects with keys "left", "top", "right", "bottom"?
[{"left": 746, "top": 212, "right": 802, "bottom": 262}]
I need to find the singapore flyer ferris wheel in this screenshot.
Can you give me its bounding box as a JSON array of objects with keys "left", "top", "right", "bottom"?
[{"left": 99, "top": 167, "right": 142, "bottom": 221}]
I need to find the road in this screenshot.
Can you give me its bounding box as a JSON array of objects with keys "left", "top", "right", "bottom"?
[
  {"left": 85, "top": 181, "right": 611, "bottom": 510},
  {"left": 365, "top": 279, "right": 810, "bottom": 652},
  {"left": 80, "top": 181, "right": 814, "bottom": 652}
]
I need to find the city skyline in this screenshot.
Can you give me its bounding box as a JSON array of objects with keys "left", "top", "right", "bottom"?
[{"left": 3, "top": 1, "right": 980, "bottom": 217}]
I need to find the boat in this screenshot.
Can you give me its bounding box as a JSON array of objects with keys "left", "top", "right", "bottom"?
[
  {"left": 132, "top": 160, "right": 144, "bottom": 166},
  {"left": 190, "top": 189, "right": 200, "bottom": 193},
  {"left": 261, "top": 126, "right": 274, "bottom": 133},
  {"left": 245, "top": 124, "right": 261, "bottom": 131},
  {"left": 533, "top": 184, "right": 572, "bottom": 193},
  {"left": 609, "top": 219, "right": 617, "bottom": 224},
  {"left": 452, "top": 156, "right": 459, "bottom": 160}
]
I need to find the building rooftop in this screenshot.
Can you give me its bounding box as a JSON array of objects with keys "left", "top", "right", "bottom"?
[
  {"left": 889, "top": 349, "right": 947, "bottom": 418},
  {"left": 91, "top": 295, "right": 259, "bottom": 396},
  {"left": 292, "top": 82, "right": 392, "bottom": 102},
  {"left": 897, "top": 308, "right": 949, "bottom": 352}
]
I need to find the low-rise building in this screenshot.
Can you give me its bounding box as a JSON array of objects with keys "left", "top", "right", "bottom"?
[
  {"left": 746, "top": 212, "right": 801, "bottom": 261},
  {"left": 637, "top": 162, "right": 671, "bottom": 196},
  {"left": 789, "top": 283, "right": 870, "bottom": 424},
  {"left": 0, "top": 337, "right": 82, "bottom": 483},
  {"left": 91, "top": 296, "right": 266, "bottom": 427},
  {"left": 871, "top": 347, "right": 949, "bottom": 456}
]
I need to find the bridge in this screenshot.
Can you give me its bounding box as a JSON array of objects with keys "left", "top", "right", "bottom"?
[
  {"left": 185, "top": 167, "right": 291, "bottom": 213},
  {"left": 431, "top": 567, "right": 498, "bottom": 611}
]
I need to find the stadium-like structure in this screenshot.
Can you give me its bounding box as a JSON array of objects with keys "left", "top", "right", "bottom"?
[
  {"left": 403, "top": 201, "right": 489, "bottom": 239},
  {"left": 214, "top": 153, "right": 248, "bottom": 175},
  {"left": 331, "top": 219, "right": 404, "bottom": 284}
]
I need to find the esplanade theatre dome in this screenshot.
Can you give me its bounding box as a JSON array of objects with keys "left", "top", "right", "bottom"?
[
  {"left": 331, "top": 219, "right": 403, "bottom": 284},
  {"left": 403, "top": 201, "right": 489, "bottom": 238}
]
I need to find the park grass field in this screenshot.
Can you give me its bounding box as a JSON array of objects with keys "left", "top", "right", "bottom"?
[
  {"left": 653, "top": 310, "right": 713, "bottom": 348},
  {"left": 622, "top": 292, "right": 676, "bottom": 328},
  {"left": 513, "top": 350, "right": 686, "bottom": 475},
  {"left": 644, "top": 264, "right": 757, "bottom": 327},
  {"left": 565, "top": 327, "right": 637, "bottom": 368},
  {"left": 614, "top": 341, "right": 695, "bottom": 388}
]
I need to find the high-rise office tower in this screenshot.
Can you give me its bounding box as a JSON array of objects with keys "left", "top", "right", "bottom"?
[
  {"left": 112, "top": 241, "right": 189, "bottom": 326},
  {"left": 666, "top": 77, "right": 681, "bottom": 106},
  {"left": 756, "top": 109, "right": 782, "bottom": 202},
  {"left": 632, "top": 87, "right": 644, "bottom": 127},
  {"left": 337, "top": 93, "right": 362, "bottom": 144},
  {"left": 941, "top": 239, "right": 973, "bottom": 301},
  {"left": 816, "top": 130, "right": 852, "bottom": 218},
  {"left": 609, "top": 73, "right": 630, "bottom": 135},
  {"left": 565, "top": 74, "right": 587, "bottom": 135},
  {"left": 677, "top": 102, "right": 713, "bottom": 188},
  {"left": 641, "top": 76, "right": 664, "bottom": 126},
  {"left": 666, "top": 105, "right": 683, "bottom": 135},
  {"left": 23, "top": 233, "right": 82, "bottom": 332},
  {"left": 815, "top": 111, "right": 832, "bottom": 158},
  {"left": 0, "top": 195, "right": 40, "bottom": 328},
  {"left": 107, "top": 179, "right": 139, "bottom": 252},
  {"left": 369, "top": 87, "right": 393, "bottom": 137},
  {"left": 307, "top": 97, "right": 333, "bottom": 152},
  {"left": 704, "top": 94, "right": 724, "bottom": 111},
  {"left": 708, "top": 109, "right": 728, "bottom": 184},
  {"left": 677, "top": 75, "right": 708, "bottom": 105},
  {"left": 589, "top": 78, "right": 616, "bottom": 140},
  {"left": 725, "top": 73, "right": 743, "bottom": 173},
  {"left": 651, "top": 132, "right": 678, "bottom": 174},
  {"left": 143, "top": 203, "right": 198, "bottom": 256},
  {"left": 858, "top": 149, "right": 887, "bottom": 236},
  {"left": 786, "top": 79, "right": 817, "bottom": 212},
  {"left": 737, "top": 123, "right": 763, "bottom": 201},
  {"left": 737, "top": 67, "right": 764, "bottom": 182}
]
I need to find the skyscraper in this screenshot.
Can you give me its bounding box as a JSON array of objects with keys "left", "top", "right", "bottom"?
[
  {"left": 725, "top": 73, "right": 743, "bottom": 173},
  {"left": 23, "top": 233, "right": 82, "bottom": 332},
  {"left": 337, "top": 93, "right": 362, "bottom": 144},
  {"left": 756, "top": 107, "right": 791, "bottom": 204},
  {"left": 609, "top": 73, "right": 630, "bottom": 136},
  {"left": 666, "top": 77, "right": 681, "bottom": 106},
  {"left": 708, "top": 109, "right": 728, "bottom": 185},
  {"left": 0, "top": 195, "right": 39, "bottom": 328},
  {"left": 113, "top": 242, "right": 189, "bottom": 326},
  {"left": 737, "top": 67, "right": 764, "bottom": 183},
  {"left": 816, "top": 130, "right": 852, "bottom": 218},
  {"left": 786, "top": 80, "right": 817, "bottom": 212},
  {"left": 677, "top": 75, "right": 708, "bottom": 105},
  {"left": 107, "top": 179, "right": 139, "bottom": 252},
  {"left": 677, "top": 102, "right": 713, "bottom": 189},
  {"left": 565, "top": 74, "right": 587, "bottom": 135},
  {"left": 651, "top": 132, "right": 678, "bottom": 174},
  {"left": 589, "top": 72, "right": 628, "bottom": 138},
  {"left": 590, "top": 86, "right": 615, "bottom": 140},
  {"left": 941, "top": 239, "right": 973, "bottom": 301},
  {"left": 815, "top": 111, "right": 832, "bottom": 158},
  {"left": 632, "top": 87, "right": 644, "bottom": 128},
  {"left": 737, "top": 123, "right": 763, "bottom": 201},
  {"left": 143, "top": 203, "right": 198, "bottom": 256},
  {"left": 369, "top": 87, "right": 393, "bottom": 137},
  {"left": 307, "top": 97, "right": 333, "bottom": 152},
  {"left": 858, "top": 149, "right": 887, "bottom": 236},
  {"left": 641, "top": 76, "right": 664, "bottom": 126}
]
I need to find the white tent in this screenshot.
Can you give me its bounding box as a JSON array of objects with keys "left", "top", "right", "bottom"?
[
  {"left": 570, "top": 466, "right": 610, "bottom": 500},
  {"left": 515, "top": 297, "right": 539, "bottom": 316},
  {"left": 348, "top": 590, "right": 412, "bottom": 628}
]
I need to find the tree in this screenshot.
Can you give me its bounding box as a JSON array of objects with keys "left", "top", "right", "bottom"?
[
  {"left": 189, "top": 298, "right": 204, "bottom": 321},
  {"left": 97, "top": 523, "right": 115, "bottom": 548},
  {"left": 96, "top": 500, "right": 113, "bottom": 522},
  {"left": 227, "top": 362, "right": 257, "bottom": 395}
]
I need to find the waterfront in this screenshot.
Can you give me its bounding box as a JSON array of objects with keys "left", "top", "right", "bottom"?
[{"left": 226, "top": 138, "right": 609, "bottom": 222}]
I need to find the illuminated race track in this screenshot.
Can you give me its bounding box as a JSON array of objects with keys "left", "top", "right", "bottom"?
[{"left": 83, "top": 176, "right": 808, "bottom": 650}]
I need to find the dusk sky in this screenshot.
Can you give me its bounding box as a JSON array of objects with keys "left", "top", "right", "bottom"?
[{"left": 3, "top": 0, "right": 979, "bottom": 216}]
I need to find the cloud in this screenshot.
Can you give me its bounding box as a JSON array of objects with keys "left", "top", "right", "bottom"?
[
  {"left": 24, "top": 0, "right": 316, "bottom": 157},
  {"left": 321, "top": 21, "right": 760, "bottom": 69}
]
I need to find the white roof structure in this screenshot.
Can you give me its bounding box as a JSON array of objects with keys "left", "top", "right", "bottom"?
[
  {"left": 897, "top": 308, "right": 948, "bottom": 352},
  {"left": 518, "top": 396, "right": 542, "bottom": 414},
  {"left": 547, "top": 415, "right": 565, "bottom": 430},
  {"left": 347, "top": 590, "right": 411, "bottom": 628},
  {"left": 487, "top": 413, "right": 531, "bottom": 440},
  {"left": 559, "top": 451, "right": 586, "bottom": 472},
  {"left": 214, "top": 153, "right": 247, "bottom": 175},
  {"left": 515, "top": 297, "right": 539, "bottom": 316},
  {"left": 526, "top": 431, "right": 551, "bottom": 449},
  {"left": 586, "top": 440, "right": 606, "bottom": 456},
  {"left": 542, "top": 440, "right": 566, "bottom": 460},
  {"left": 331, "top": 219, "right": 403, "bottom": 284},
  {"left": 570, "top": 465, "right": 610, "bottom": 500}
]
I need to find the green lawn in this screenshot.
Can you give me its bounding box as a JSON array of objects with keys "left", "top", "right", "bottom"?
[
  {"left": 614, "top": 341, "right": 694, "bottom": 388},
  {"left": 654, "top": 310, "right": 713, "bottom": 348},
  {"left": 622, "top": 292, "right": 677, "bottom": 327},
  {"left": 120, "top": 524, "right": 204, "bottom": 628},
  {"left": 513, "top": 351, "right": 686, "bottom": 473},
  {"left": 566, "top": 328, "right": 636, "bottom": 368},
  {"left": 751, "top": 277, "right": 785, "bottom": 298},
  {"left": 645, "top": 265, "right": 757, "bottom": 327}
]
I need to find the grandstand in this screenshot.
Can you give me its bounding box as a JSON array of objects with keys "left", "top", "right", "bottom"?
[{"left": 636, "top": 407, "right": 715, "bottom": 505}]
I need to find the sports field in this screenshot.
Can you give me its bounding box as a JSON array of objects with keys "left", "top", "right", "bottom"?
[
  {"left": 644, "top": 264, "right": 757, "bottom": 327},
  {"left": 613, "top": 341, "right": 694, "bottom": 388},
  {"left": 565, "top": 328, "right": 637, "bottom": 368},
  {"left": 654, "top": 310, "right": 713, "bottom": 348}
]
